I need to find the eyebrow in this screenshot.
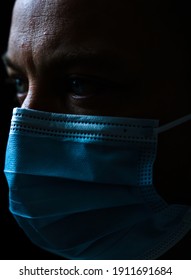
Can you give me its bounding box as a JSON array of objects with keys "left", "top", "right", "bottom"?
[
  {"left": 2, "top": 53, "right": 23, "bottom": 72},
  {"left": 45, "top": 50, "right": 129, "bottom": 71},
  {"left": 2, "top": 50, "right": 123, "bottom": 66},
  {"left": 47, "top": 50, "right": 140, "bottom": 80},
  {"left": 1, "top": 50, "right": 140, "bottom": 80}
]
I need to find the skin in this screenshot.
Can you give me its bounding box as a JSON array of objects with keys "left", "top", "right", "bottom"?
[{"left": 4, "top": 0, "right": 191, "bottom": 207}]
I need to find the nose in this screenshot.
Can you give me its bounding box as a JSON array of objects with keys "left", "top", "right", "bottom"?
[{"left": 21, "top": 83, "right": 63, "bottom": 113}]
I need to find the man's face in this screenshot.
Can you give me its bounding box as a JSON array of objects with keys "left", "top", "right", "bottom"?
[
  {"left": 5, "top": 0, "right": 190, "bottom": 121},
  {"left": 4, "top": 0, "right": 191, "bottom": 203}
]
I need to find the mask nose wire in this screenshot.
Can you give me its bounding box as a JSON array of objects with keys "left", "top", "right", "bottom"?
[{"left": 154, "top": 114, "right": 191, "bottom": 134}]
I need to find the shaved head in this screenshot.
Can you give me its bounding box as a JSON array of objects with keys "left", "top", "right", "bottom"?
[
  {"left": 3, "top": 0, "right": 191, "bottom": 260},
  {"left": 6, "top": 0, "right": 190, "bottom": 118}
]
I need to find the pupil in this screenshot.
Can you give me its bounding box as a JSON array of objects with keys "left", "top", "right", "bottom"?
[
  {"left": 16, "top": 79, "right": 24, "bottom": 92},
  {"left": 70, "top": 79, "right": 84, "bottom": 95}
]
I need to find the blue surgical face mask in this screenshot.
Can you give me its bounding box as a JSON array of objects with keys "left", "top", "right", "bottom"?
[{"left": 4, "top": 108, "right": 191, "bottom": 259}]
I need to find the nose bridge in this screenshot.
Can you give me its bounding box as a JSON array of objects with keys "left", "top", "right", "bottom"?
[{"left": 21, "top": 79, "right": 59, "bottom": 113}]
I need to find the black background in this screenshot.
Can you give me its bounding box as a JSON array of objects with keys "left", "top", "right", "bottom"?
[{"left": 0, "top": 1, "right": 190, "bottom": 260}]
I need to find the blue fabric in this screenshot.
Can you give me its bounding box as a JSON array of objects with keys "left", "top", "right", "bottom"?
[{"left": 4, "top": 108, "right": 191, "bottom": 259}]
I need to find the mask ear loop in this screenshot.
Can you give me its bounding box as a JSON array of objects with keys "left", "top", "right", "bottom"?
[{"left": 154, "top": 114, "right": 191, "bottom": 134}]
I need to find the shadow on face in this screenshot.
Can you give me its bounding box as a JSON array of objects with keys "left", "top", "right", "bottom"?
[
  {"left": 3, "top": 0, "right": 191, "bottom": 204},
  {"left": 4, "top": 0, "right": 190, "bottom": 119}
]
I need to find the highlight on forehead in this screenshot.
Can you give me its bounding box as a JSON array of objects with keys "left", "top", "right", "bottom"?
[
  {"left": 8, "top": 0, "right": 191, "bottom": 72},
  {"left": 11, "top": 0, "right": 186, "bottom": 29}
]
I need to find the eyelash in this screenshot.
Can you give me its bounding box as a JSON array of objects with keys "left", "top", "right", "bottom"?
[
  {"left": 6, "top": 77, "right": 28, "bottom": 94},
  {"left": 64, "top": 76, "right": 116, "bottom": 97},
  {"left": 7, "top": 75, "right": 117, "bottom": 98}
]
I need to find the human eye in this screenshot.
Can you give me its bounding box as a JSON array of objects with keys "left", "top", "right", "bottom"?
[
  {"left": 64, "top": 75, "right": 116, "bottom": 99},
  {"left": 7, "top": 76, "right": 28, "bottom": 105},
  {"left": 13, "top": 77, "right": 28, "bottom": 94}
]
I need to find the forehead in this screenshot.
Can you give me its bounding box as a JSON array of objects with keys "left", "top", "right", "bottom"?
[
  {"left": 8, "top": 0, "right": 151, "bottom": 55},
  {"left": 7, "top": 0, "right": 144, "bottom": 73},
  {"left": 7, "top": 0, "right": 184, "bottom": 77}
]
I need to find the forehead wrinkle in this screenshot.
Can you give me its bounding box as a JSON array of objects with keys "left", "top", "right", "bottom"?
[
  {"left": 8, "top": 0, "right": 71, "bottom": 75},
  {"left": 11, "top": 0, "right": 70, "bottom": 43},
  {"left": 8, "top": 0, "right": 186, "bottom": 81},
  {"left": 10, "top": 0, "right": 143, "bottom": 56}
]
